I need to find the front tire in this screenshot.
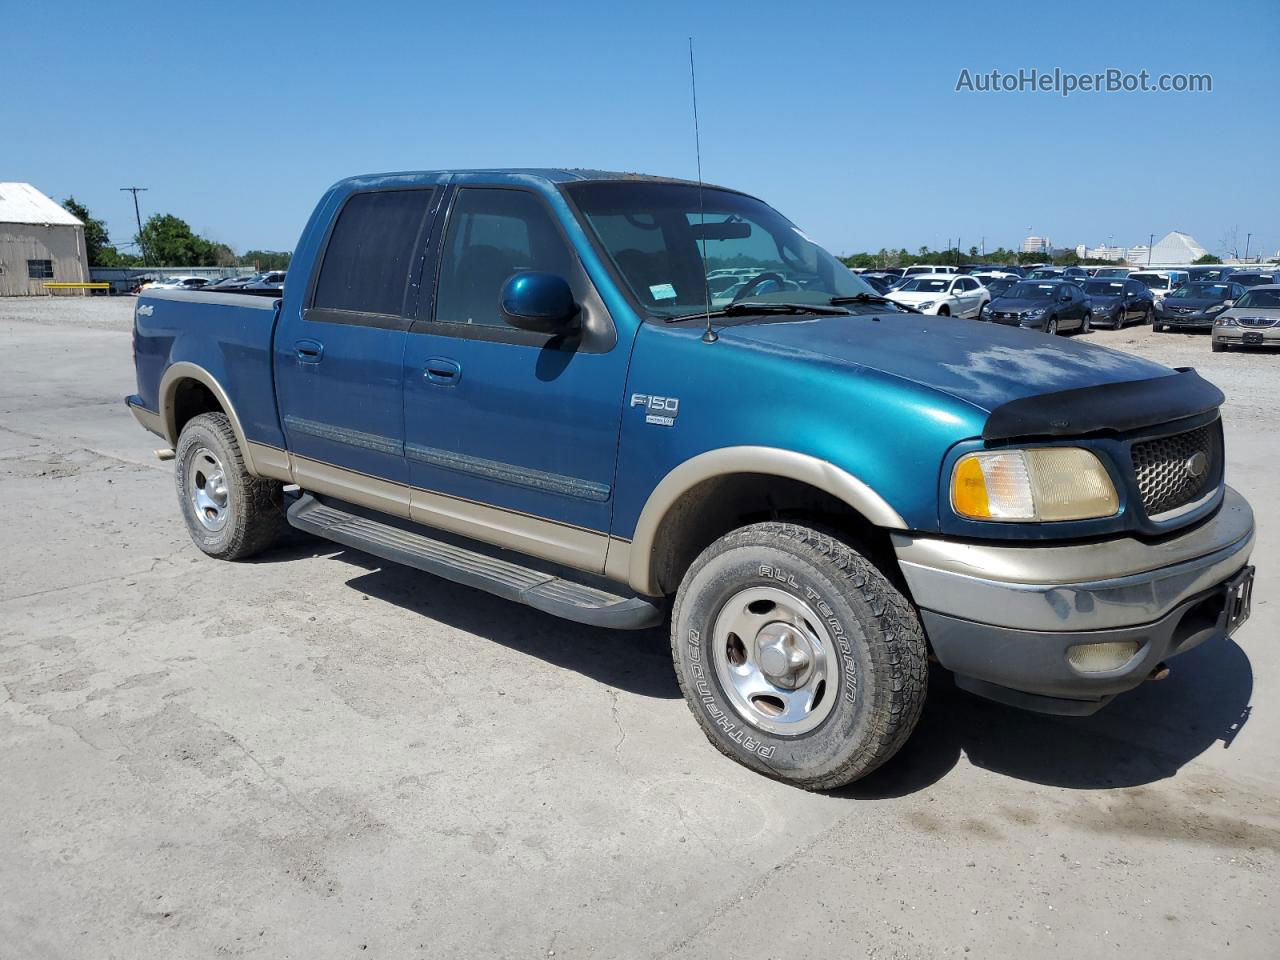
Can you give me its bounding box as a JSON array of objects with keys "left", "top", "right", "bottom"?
[
  {"left": 1044, "top": 316, "right": 1059, "bottom": 335},
  {"left": 1080, "top": 312, "right": 1092, "bottom": 334},
  {"left": 670, "top": 522, "right": 928, "bottom": 790},
  {"left": 175, "top": 412, "right": 287, "bottom": 560},
  {"left": 1212, "top": 340, "right": 1227, "bottom": 353}
]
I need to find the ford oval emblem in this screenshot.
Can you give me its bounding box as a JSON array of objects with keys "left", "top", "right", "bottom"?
[{"left": 1185, "top": 451, "right": 1208, "bottom": 479}]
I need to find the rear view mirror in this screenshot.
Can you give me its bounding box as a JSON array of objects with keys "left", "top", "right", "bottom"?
[
  {"left": 690, "top": 220, "right": 752, "bottom": 241},
  {"left": 500, "top": 272, "right": 579, "bottom": 335}
]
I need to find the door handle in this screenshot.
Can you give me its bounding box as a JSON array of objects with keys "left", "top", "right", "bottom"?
[
  {"left": 424, "top": 357, "right": 461, "bottom": 385},
  {"left": 295, "top": 339, "right": 324, "bottom": 362}
]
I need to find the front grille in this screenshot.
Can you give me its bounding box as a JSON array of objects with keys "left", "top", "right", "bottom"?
[
  {"left": 1238, "top": 315, "right": 1279, "bottom": 328},
  {"left": 1130, "top": 420, "right": 1222, "bottom": 518}
]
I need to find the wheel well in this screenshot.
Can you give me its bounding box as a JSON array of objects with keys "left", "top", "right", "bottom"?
[
  {"left": 647, "top": 473, "right": 900, "bottom": 596},
  {"left": 170, "top": 378, "right": 224, "bottom": 440}
]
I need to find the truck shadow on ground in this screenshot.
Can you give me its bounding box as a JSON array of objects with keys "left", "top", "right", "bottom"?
[
  {"left": 261, "top": 538, "right": 1255, "bottom": 797},
  {"left": 842, "top": 637, "right": 1254, "bottom": 799}
]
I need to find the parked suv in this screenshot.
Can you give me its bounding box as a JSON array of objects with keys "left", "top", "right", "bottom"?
[{"left": 126, "top": 168, "right": 1255, "bottom": 789}]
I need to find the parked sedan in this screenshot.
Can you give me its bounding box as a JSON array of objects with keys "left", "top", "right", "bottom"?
[
  {"left": 1186, "top": 266, "right": 1236, "bottom": 283},
  {"left": 1212, "top": 285, "right": 1280, "bottom": 352},
  {"left": 1081, "top": 278, "right": 1154, "bottom": 328},
  {"left": 884, "top": 273, "right": 989, "bottom": 317},
  {"left": 1154, "top": 281, "right": 1245, "bottom": 332},
  {"left": 1230, "top": 271, "right": 1280, "bottom": 289},
  {"left": 979, "top": 279, "right": 1092, "bottom": 335}
]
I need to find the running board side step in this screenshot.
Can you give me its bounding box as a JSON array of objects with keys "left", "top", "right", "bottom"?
[{"left": 287, "top": 494, "right": 664, "bottom": 630}]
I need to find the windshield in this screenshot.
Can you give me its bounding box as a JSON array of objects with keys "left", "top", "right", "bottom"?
[
  {"left": 1234, "top": 274, "right": 1275, "bottom": 287},
  {"left": 898, "top": 278, "right": 950, "bottom": 293},
  {"left": 566, "top": 181, "right": 874, "bottom": 318},
  {"left": 1093, "top": 268, "right": 1129, "bottom": 278},
  {"left": 1028, "top": 269, "right": 1060, "bottom": 279},
  {"left": 983, "top": 277, "right": 1015, "bottom": 295},
  {"left": 1170, "top": 282, "right": 1230, "bottom": 299},
  {"left": 1084, "top": 281, "right": 1126, "bottom": 296},
  {"left": 1004, "top": 282, "right": 1058, "bottom": 300},
  {"left": 1131, "top": 274, "right": 1171, "bottom": 290},
  {"left": 1235, "top": 289, "right": 1280, "bottom": 309}
]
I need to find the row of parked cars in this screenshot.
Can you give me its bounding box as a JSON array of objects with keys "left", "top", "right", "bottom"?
[
  {"left": 848, "top": 262, "right": 1280, "bottom": 352},
  {"left": 137, "top": 271, "right": 286, "bottom": 294}
]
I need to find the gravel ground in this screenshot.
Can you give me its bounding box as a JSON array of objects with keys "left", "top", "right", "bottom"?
[{"left": 1, "top": 296, "right": 1276, "bottom": 959}]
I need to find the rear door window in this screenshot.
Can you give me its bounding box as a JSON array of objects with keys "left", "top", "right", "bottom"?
[{"left": 312, "top": 189, "right": 435, "bottom": 320}]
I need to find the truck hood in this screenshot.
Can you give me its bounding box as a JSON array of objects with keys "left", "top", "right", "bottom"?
[{"left": 717, "top": 312, "right": 1174, "bottom": 413}]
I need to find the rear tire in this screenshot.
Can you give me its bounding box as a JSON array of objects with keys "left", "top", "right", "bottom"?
[
  {"left": 670, "top": 522, "right": 928, "bottom": 790},
  {"left": 175, "top": 412, "right": 287, "bottom": 560}
]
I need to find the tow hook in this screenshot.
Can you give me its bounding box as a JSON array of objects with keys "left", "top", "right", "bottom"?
[{"left": 1147, "top": 662, "right": 1170, "bottom": 682}]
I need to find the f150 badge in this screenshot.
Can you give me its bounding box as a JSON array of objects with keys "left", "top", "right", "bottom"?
[{"left": 631, "top": 393, "right": 680, "bottom": 427}]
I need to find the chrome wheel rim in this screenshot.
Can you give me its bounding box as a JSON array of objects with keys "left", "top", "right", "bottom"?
[
  {"left": 187, "top": 447, "right": 229, "bottom": 532},
  {"left": 1046, "top": 317, "right": 1058, "bottom": 335},
  {"left": 711, "top": 586, "right": 839, "bottom": 736}
]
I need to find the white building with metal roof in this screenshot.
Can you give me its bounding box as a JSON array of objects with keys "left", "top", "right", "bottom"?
[{"left": 0, "top": 182, "right": 88, "bottom": 296}]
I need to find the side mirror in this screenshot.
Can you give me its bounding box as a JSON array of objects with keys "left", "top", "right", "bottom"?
[
  {"left": 1224, "top": 300, "right": 1234, "bottom": 307},
  {"left": 500, "top": 272, "right": 579, "bottom": 334}
]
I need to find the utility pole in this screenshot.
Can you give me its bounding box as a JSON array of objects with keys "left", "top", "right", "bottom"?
[
  {"left": 1147, "top": 232, "right": 1154, "bottom": 266},
  {"left": 1244, "top": 232, "right": 1252, "bottom": 262},
  {"left": 120, "top": 187, "right": 149, "bottom": 266}
]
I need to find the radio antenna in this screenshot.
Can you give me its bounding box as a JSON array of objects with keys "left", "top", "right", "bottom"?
[{"left": 688, "top": 37, "right": 717, "bottom": 343}]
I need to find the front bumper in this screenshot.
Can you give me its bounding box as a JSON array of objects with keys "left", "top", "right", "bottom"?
[
  {"left": 893, "top": 486, "right": 1255, "bottom": 714},
  {"left": 1214, "top": 326, "right": 1280, "bottom": 345},
  {"left": 1159, "top": 311, "right": 1216, "bottom": 329}
]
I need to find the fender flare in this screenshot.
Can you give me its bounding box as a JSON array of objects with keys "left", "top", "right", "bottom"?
[
  {"left": 620, "top": 446, "right": 907, "bottom": 595},
  {"left": 158, "top": 362, "right": 261, "bottom": 476}
]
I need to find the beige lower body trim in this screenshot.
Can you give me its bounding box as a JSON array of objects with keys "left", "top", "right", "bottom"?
[
  {"left": 291, "top": 455, "right": 411, "bottom": 520},
  {"left": 129, "top": 404, "right": 165, "bottom": 438},
  {"left": 288, "top": 454, "right": 609, "bottom": 576},
  {"left": 246, "top": 442, "right": 294, "bottom": 484}
]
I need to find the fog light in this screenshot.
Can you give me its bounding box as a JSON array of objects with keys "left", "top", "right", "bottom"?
[{"left": 1066, "top": 640, "right": 1140, "bottom": 673}]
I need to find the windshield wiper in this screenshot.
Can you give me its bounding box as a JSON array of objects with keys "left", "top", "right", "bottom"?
[
  {"left": 665, "top": 301, "right": 851, "bottom": 323},
  {"left": 828, "top": 293, "right": 921, "bottom": 314}
]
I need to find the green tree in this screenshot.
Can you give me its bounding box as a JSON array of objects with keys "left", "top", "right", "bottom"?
[
  {"left": 60, "top": 197, "right": 118, "bottom": 266},
  {"left": 137, "top": 213, "right": 223, "bottom": 266},
  {"left": 1194, "top": 253, "right": 1222, "bottom": 264},
  {"left": 240, "top": 250, "right": 292, "bottom": 271}
]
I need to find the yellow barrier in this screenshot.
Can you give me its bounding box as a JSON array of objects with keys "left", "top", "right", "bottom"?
[{"left": 43, "top": 282, "right": 111, "bottom": 290}]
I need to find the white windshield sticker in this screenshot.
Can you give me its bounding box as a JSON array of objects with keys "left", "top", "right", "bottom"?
[{"left": 649, "top": 283, "right": 677, "bottom": 301}]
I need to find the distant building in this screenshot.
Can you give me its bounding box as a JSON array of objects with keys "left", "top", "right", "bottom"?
[
  {"left": 1145, "top": 231, "right": 1208, "bottom": 267},
  {"left": 1022, "top": 235, "right": 1051, "bottom": 254},
  {"left": 0, "top": 182, "right": 88, "bottom": 296}
]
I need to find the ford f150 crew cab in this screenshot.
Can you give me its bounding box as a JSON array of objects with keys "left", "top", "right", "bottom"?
[{"left": 127, "top": 169, "right": 1256, "bottom": 789}]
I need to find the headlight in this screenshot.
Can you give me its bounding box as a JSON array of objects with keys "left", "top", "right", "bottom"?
[
  {"left": 1206, "top": 303, "right": 1226, "bottom": 314},
  {"left": 917, "top": 300, "right": 935, "bottom": 310},
  {"left": 1216, "top": 316, "right": 1238, "bottom": 327},
  {"left": 1026, "top": 307, "right": 1047, "bottom": 317},
  {"left": 951, "top": 448, "right": 1119, "bottom": 522}
]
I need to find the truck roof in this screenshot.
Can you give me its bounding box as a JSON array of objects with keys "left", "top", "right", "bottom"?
[{"left": 330, "top": 168, "right": 741, "bottom": 192}]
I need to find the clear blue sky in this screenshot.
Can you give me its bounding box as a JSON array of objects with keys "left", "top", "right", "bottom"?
[{"left": 10, "top": 0, "right": 1277, "bottom": 259}]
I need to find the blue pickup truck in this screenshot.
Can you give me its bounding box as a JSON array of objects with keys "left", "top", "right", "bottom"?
[{"left": 128, "top": 169, "right": 1256, "bottom": 789}]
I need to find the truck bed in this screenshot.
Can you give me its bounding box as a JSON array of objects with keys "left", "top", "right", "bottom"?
[{"left": 130, "top": 288, "right": 285, "bottom": 449}]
